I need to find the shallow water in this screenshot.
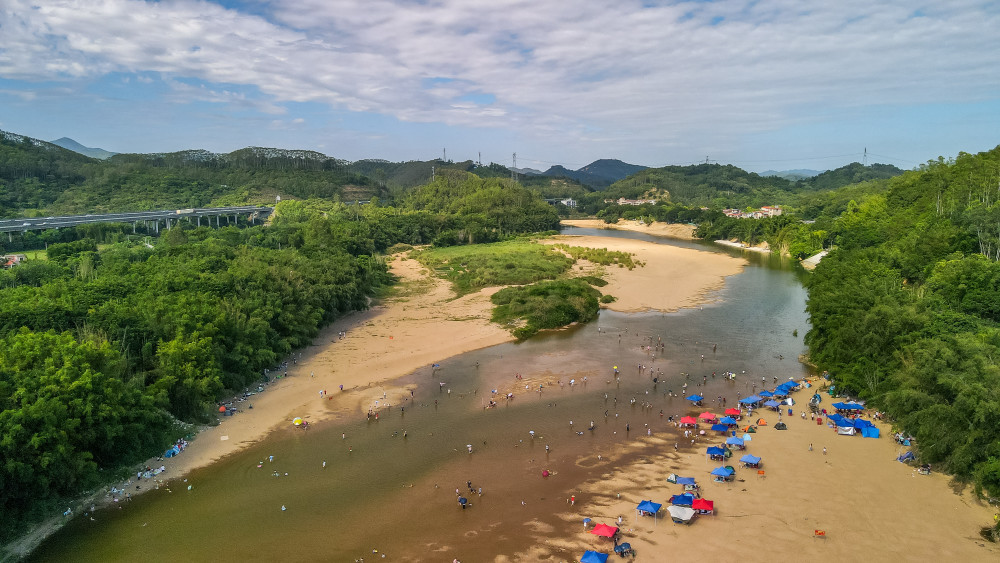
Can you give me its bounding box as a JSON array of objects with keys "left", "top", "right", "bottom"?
[{"left": 30, "top": 229, "right": 813, "bottom": 562}]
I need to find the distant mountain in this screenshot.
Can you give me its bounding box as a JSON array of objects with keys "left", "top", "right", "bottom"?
[
  {"left": 512, "top": 167, "right": 543, "bottom": 176},
  {"left": 542, "top": 159, "right": 647, "bottom": 189},
  {"left": 50, "top": 137, "right": 117, "bottom": 160},
  {"left": 760, "top": 168, "right": 823, "bottom": 180}
]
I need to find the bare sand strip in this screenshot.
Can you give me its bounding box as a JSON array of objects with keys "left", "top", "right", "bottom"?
[
  {"left": 512, "top": 392, "right": 999, "bottom": 561},
  {"left": 543, "top": 234, "right": 747, "bottom": 313},
  {"left": 561, "top": 218, "right": 697, "bottom": 240}
]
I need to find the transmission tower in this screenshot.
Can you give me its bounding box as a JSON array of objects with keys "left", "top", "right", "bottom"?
[
  {"left": 511, "top": 153, "right": 517, "bottom": 183},
  {"left": 863, "top": 147, "right": 868, "bottom": 167}
]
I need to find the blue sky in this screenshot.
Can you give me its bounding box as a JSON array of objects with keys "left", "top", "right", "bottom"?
[{"left": 1, "top": 0, "right": 998, "bottom": 173}]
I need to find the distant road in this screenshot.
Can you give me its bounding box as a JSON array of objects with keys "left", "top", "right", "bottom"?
[{"left": 0, "top": 206, "right": 273, "bottom": 233}]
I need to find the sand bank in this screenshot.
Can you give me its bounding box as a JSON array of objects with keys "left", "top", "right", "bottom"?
[
  {"left": 543, "top": 234, "right": 747, "bottom": 313},
  {"left": 515, "top": 391, "right": 999, "bottom": 561},
  {"left": 562, "top": 218, "right": 697, "bottom": 240}
]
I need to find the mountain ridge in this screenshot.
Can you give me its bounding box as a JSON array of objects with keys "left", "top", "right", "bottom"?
[{"left": 49, "top": 137, "right": 117, "bottom": 160}]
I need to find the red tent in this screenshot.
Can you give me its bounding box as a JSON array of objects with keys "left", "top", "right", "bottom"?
[
  {"left": 724, "top": 408, "right": 741, "bottom": 416},
  {"left": 679, "top": 416, "right": 698, "bottom": 425},
  {"left": 698, "top": 412, "right": 716, "bottom": 420},
  {"left": 590, "top": 523, "right": 619, "bottom": 538},
  {"left": 692, "top": 498, "right": 714, "bottom": 513}
]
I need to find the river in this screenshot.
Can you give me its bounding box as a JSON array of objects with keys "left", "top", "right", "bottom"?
[{"left": 30, "top": 228, "right": 813, "bottom": 562}]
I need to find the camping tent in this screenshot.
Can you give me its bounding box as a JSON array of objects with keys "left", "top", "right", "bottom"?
[
  {"left": 667, "top": 505, "right": 696, "bottom": 523},
  {"left": 669, "top": 493, "right": 695, "bottom": 506},
  {"left": 861, "top": 426, "right": 880, "bottom": 438},
  {"left": 692, "top": 498, "right": 714, "bottom": 514},
  {"left": 774, "top": 421, "right": 787, "bottom": 430},
  {"left": 580, "top": 551, "right": 609, "bottom": 563}
]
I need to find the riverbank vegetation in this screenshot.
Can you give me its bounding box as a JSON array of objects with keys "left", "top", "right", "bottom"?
[
  {"left": 803, "top": 146, "right": 1000, "bottom": 498},
  {"left": 491, "top": 279, "right": 601, "bottom": 339}
]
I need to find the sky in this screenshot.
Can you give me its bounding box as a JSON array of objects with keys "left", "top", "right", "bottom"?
[{"left": 1, "top": 0, "right": 999, "bottom": 173}]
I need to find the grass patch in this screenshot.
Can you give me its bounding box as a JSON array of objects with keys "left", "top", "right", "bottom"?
[
  {"left": 600, "top": 294, "right": 617, "bottom": 303},
  {"left": 550, "top": 244, "right": 641, "bottom": 269},
  {"left": 491, "top": 279, "right": 600, "bottom": 339},
  {"left": 413, "top": 240, "right": 573, "bottom": 295},
  {"left": 578, "top": 275, "right": 608, "bottom": 287}
]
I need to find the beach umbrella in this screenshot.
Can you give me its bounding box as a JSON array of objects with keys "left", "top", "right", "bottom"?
[
  {"left": 218, "top": 406, "right": 227, "bottom": 413},
  {"left": 458, "top": 496, "right": 468, "bottom": 506},
  {"left": 679, "top": 416, "right": 698, "bottom": 425},
  {"left": 590, "top": 523, "right": 619, "bottom": 538},
  {"left": 292, "top": 417, "right": 303, "bottom": 426},
  {"left": 740, "top": 454, "right": 761, "bottom": 465},
  {"left": 580, "top": 551, "right": 609, "bottom": 563},
  {"left": 724, "top": 407, "right": 742, "bottom": 416},
  {"left": 542, "top": 469, "right": 550, "bottom": 477},
  {"left": 686, "top": 394, "right": 704, "bottom": 402},
  {"left": 719, "top": 416, "right": 738, "bottom": 425},
  {"left": 583, "top": 517, "right": 592, "bottom": 529},
  {"left": 698, "top": 412, "right": 716, "bottom": 420}
]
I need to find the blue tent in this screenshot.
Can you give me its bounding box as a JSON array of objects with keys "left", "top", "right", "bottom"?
[
  {"left": 675, "top": 477, "right": 697, "bottom": 486},
  {"left": 835, "top": 418, "right": 856, "bottom": 428},
  {"left": 759, "top": 390, "right": 774, "bottom": 397},
  {"left": 725, "top": 436, "right": 744, "bottom": 446},
  {"left": 710, "top": 466, "right": 734, "bottom": 477},
  {"left": 764, "top": 400, "right": 781, "bottom": 407},
  {"left": 706, "top": 446, "right": 726, "bottom": 456},
  {"left": 580, "top": 550, "right": 609, "bottom": 563},
  {"left": 833, "top": 401, "right": 864, "bottom": 410},
  {"left": 853, "top": 419, "right": 874, "bottom": 429},
  {"left": 670, "top": 493, "right": 694, "bottom": 506},
  {"left": 636, "top": 500, "right": 662, "bottom": 514},
  {"left": 861, "top": 426, "right": 880, "bottom": 438},
  {"left": 711, "top": 423, "right": 729, "bottom": 432},
  {"left": 719, "top": 416, "right": 738, "bottom": 425},
  {"left": 740, "top": 454, "right": 761, "bottom": 464},
  {"left": 686, "top": 394, "right": 704, "bottom": 402},
  {"left": 740, "top": 395, "right": 762, "bottom": 404},
  {"left": 826, "top": 413, "right": 846, "bottom": 424}
]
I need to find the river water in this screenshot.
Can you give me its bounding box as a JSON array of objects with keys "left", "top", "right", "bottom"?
[{"left": 30, "top": 228, "right": 813, "bottom": 562}]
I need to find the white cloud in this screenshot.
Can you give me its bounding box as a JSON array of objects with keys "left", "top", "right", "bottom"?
[{"left": 1, "top": 0, "right": 998, "bottom": 161}]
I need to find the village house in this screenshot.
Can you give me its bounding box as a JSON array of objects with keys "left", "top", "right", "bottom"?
[
  {"left": 723, "top": 206, "right": 783, "bottom": 219},
  {"left": 2, "top": 254, "right": 27, "bottom": 269}
]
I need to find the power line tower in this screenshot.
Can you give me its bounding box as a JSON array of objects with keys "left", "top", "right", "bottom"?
[
  {"left": 863, "top": 147, "right": 868, "bottom": 167},
  {"left": 511, "top": 152, "right": 517, "bottom": 183},
  {"left": 443, "top": 148, "right": 447, "bottom": 162}
]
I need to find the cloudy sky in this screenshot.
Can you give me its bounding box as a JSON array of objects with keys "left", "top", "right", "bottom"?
[{"left": 1, "top": 0, "right": 998, "bottom": 172}]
